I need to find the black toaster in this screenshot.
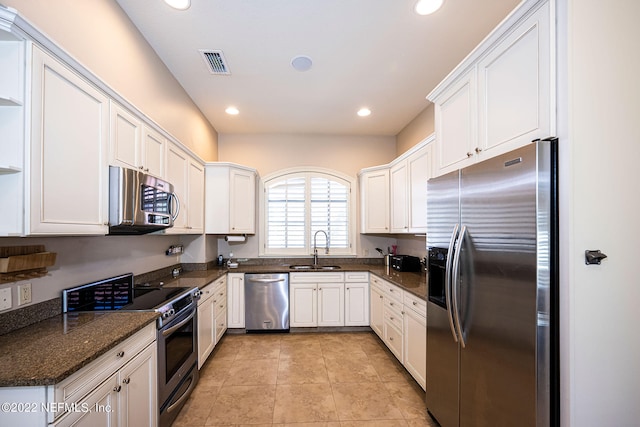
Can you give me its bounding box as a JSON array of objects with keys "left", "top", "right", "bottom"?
[{"left": 390, "top": 255, "right": 422, "bottom": 272}]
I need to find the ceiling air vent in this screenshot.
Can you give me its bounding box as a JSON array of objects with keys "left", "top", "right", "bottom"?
[{"left": 199, "top": 49, "right": 231, "bottom": 75}]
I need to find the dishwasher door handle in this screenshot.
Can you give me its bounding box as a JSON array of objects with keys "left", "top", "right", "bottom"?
[{"left": 249, "top": 278, "right": 286, "bottom": 283}]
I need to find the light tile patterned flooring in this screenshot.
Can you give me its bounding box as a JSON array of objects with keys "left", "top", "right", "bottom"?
[{"left": 173, "top": 331, "right": 439, "bottom": 427}]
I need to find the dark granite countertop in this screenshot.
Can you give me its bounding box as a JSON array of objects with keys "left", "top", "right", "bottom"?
[
  {"left": 0, "top": 311, "right": 158, "bottom": 387},
  {"left": 161, "top": 264, "right": 427, "bottom": 300}
]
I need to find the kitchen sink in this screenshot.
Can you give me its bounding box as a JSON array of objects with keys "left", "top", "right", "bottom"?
[
  {"left": 289, "top": 265, "right": 314, "bottom": 270},
  {"left": 288, "top": 265, "right": 341, "bottom": 270}
]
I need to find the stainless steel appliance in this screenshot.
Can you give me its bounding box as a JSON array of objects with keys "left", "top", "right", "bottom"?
[
  {"left": 426, "top": 139, "right": 559, "bottom": 427},
  {"left": 109, "top": 166, "right": 179, "bottom": 234},
  {"left": 244, "top": 273, "right": 289, "bottom": 332},
  {"left": 63, "top": 273, "right": 200, "bottom": 427}
]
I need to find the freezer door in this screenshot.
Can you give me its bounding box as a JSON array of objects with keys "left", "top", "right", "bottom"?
[
  {"left": 426, "top": 301, "right": 460, "bottom": 427},
  {"left": 426, "top": 170, "right": 461, "bottom": 427},
  {"left": 457, "top": 142, "right": 543, "bottom": 427}
]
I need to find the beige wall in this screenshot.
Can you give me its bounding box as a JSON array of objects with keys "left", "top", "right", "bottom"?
[
  {"left": 218, "top": 133, "right": 397, "bottom": 178},
  {"left": 395, "top": 104, "right": 435, "bottom": 157},
  {"left": 4, "top": 0, "right": 219, "bottom": 161}
]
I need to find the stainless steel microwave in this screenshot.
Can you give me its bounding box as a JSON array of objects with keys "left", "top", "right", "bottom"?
[{"left": 108, "top": 166, "right": 179, "bottom": 235}]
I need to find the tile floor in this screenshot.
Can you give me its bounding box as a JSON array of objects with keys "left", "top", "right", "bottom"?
[{"left": 173, "top": 331, "right": 439, "bottom": 427}]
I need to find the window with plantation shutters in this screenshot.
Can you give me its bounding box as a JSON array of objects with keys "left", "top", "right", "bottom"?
[{"left": 261, "top": 169, "right": 355, "bottom": 256}]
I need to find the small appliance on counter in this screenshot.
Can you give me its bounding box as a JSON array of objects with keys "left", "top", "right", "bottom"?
[{"left": 390, "top": 255, "right": 422, "bottom": 272}]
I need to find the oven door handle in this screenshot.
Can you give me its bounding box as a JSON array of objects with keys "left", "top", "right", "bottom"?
[
  {"left": 162, "top": 309, "right": 195, "bottom": 337},
  {"left": 165, "top": 373, "right": 197, "bottom": 414}
]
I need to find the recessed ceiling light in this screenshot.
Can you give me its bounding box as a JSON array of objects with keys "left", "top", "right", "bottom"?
[
  {"left": 357, "top": 108, "right": 371, "bottom": 117},
  {"left": 164, "top": 0, "right": 191, "bottom": 10},
  {"left": 225, "top": 107, "right": 239, "bottom": 115},
  {"left": 291, "top": 55, "right": 313, "bottom": 72},
  {"left": 415, "top": 0, "right": 443, "bottom": 15}
]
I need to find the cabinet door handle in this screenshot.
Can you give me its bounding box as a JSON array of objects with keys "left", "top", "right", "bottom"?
[
  {"left": 389, "top": 337, "right": 394, "bottom": 341},
  {"left": 475, "top": 147, "right": 483, "bottom": 153},
  {"left": 467, "top": 152, "right": 473, "bottom": 157},
  {"left": 412, "top": 301, "right": 417, "bottom": 306},
  {"left": 122, "top": 377, "right": 130, "bottom": 384},
  {"left": 116, "top": 351, "right": 125, "bottom": 358},
  {"left": 113, "top": 385, "right": 122, "bottom": 392},
  {"left": 379, "top": 295, "right": 383, "bottom": 299}
]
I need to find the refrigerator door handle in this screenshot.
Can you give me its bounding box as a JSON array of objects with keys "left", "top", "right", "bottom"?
[
  {"left": 452, "top": 224, "right": 467, "bottom": 348},
  {"left": 445, "top": 223, "right": 460, "bottom": 343}
]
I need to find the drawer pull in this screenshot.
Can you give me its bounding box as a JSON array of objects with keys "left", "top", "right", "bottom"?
[
  {"left": 122, "top": 377, "right": 130, "bottom": 384},
  {"left": 116, "top": 351, "right": 125, "bottom": 358},
  {"left": 390, "top": 317, "right": 394, "bottom": 321},
  {"left": 412, "top": 301, "right": 417, "bottom": 306},
  {"left": 113, "top": 385, "right": 122, "bottom": 392}
]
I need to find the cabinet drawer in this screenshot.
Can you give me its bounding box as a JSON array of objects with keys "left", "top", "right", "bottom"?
[
  {"left": 215, "top": 309, "right": 227, "bottom": 342},
  {"left": 290, "top": 272, "right": 345, "bottom": 283},
  {"left": 384, "top": 321, "right": 403, "bottom": 362},
  {"left": 345, "top": 271, "right": 369, "bottom": 282},
  {"left": 384, "top": 306, "right": 403, "bottom": 331},
  {"left": 369, "top": 275, "right": 385, "bottom": 291},
  {"left": 403, "top": 291, "right": 426, "bottom": 317},
  {"left": 385, "top": 283, "right": 403, "bottom": 303},
  {"left": 384, "top": 295, "right": 403, "bottom": 315},
  {"left": 54, "top": 323, "right": 155, "bottom": 410},
  {"left": 213, "top": 292, "right": 227, "bottom": 313},
  {"left": 198, "top": 282, "right": 216, "bottom": 305}
]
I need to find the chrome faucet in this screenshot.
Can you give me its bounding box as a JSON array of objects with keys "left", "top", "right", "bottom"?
[{"left": 313, "top": 230, "right": 329, "bottom": 266}]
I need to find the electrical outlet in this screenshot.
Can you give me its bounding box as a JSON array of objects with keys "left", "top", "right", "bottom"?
[
  {"left": 18, "top": 283, "right": 32, "bottom": 306},
  {"left": 0, "top": 288, "right": 12, "bottom": 311}
]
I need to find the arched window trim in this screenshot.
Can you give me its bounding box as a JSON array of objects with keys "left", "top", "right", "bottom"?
[{"left": 259, "top": 167, "right": 356, "bottom": 257}]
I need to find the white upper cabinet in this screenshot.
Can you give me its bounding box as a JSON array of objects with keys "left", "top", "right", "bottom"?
[
  {"left": 477, "top": 2, "right": 551, "bottom": 158},
  {"left": 205, "top": 163, "right": 257, "bottom": 235},
  {"left": 29, "top": 45, "right": 110, "bottom": 235},
  {"left": 362, "top": 136, "right": 433, "bottom": 235},
  {"left": 109, "top": 101, "right": 142, "bottom": 171},
  {"left": 165, "top": 142, "right": 204, "bottom": 234},
  {"left": 407, "top": 142, "right": 432, "bottom": 232},
  {"left": 428, "top": 0, "right": 553, "bottom": 177},
  {"left": 389, "top": 161, "right": 408, "bottom": 233},
  {"left": 142, "top": 125, "right": 165, "bottom": 178},
  {"left": 359, "top": 166, "right": 389, "bottom": 234},
  {"left": 434, "top": 70, "right": 477, "bottom": 173},
  {"left": 109, "top": 102, "right": 166, "bottom": 178}
]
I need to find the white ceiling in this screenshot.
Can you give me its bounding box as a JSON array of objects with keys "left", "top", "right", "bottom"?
[{"left": 115, "top": 0, "right": 520, "bottom": 136}]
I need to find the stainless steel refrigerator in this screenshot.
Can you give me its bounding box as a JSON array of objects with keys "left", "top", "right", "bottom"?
[{"left": 426, "top": 139, "right": 559, "bottom": 427}]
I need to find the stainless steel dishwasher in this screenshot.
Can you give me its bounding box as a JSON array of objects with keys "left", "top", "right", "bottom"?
[{"left": 244, "top": 273, "right": 290, "bottom": 332}]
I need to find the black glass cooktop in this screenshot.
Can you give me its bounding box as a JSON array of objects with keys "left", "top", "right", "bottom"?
[{"left": 63, "top": 273, "right": 191, "bottom": 312}]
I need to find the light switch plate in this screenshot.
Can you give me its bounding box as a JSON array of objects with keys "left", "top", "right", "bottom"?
[{"left": 0, "top": 288, "right": 12, "bottom": 311}]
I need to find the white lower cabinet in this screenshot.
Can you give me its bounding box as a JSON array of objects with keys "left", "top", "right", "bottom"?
[
  {"left": 345, "top": 272, "right": 370, "bottom": 326},
  {"left": 369, "top": 274, "right": 427, "bottom": 390},
  {"left": 227, "top": 273, "right": 245, "bottom": 328},
  {"left": 403, "top": 292, "right": 427, "bottom": 390},
  {"left": 198, "top": 275, "right": 227, "bottom": 369},
  {"left": 213, "top": 277, "right": 228, "bottom": 343},
  {"left": 317, "top": 283, "right": 344, "bottom": 327},
  {"left": 197, "top": 282, "right": 216, "bottom": 369},
  {"left": 369, "top": 284, "right": 384, "bottom": 338},
  {"left": 290, "top": 272, "right": 346, "bottom": 327}
]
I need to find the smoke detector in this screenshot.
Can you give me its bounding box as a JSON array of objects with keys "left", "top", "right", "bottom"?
[{"left": 291, "top": 55, "right": 313, "bottom": 72}]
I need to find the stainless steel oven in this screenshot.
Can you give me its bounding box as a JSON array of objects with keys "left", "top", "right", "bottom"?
[
  {"left": 62, "top": 274, "right": 201, "bottom": 427},
  {"left": 157, "top": 296, "right": 199, "bottom": 427}
]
